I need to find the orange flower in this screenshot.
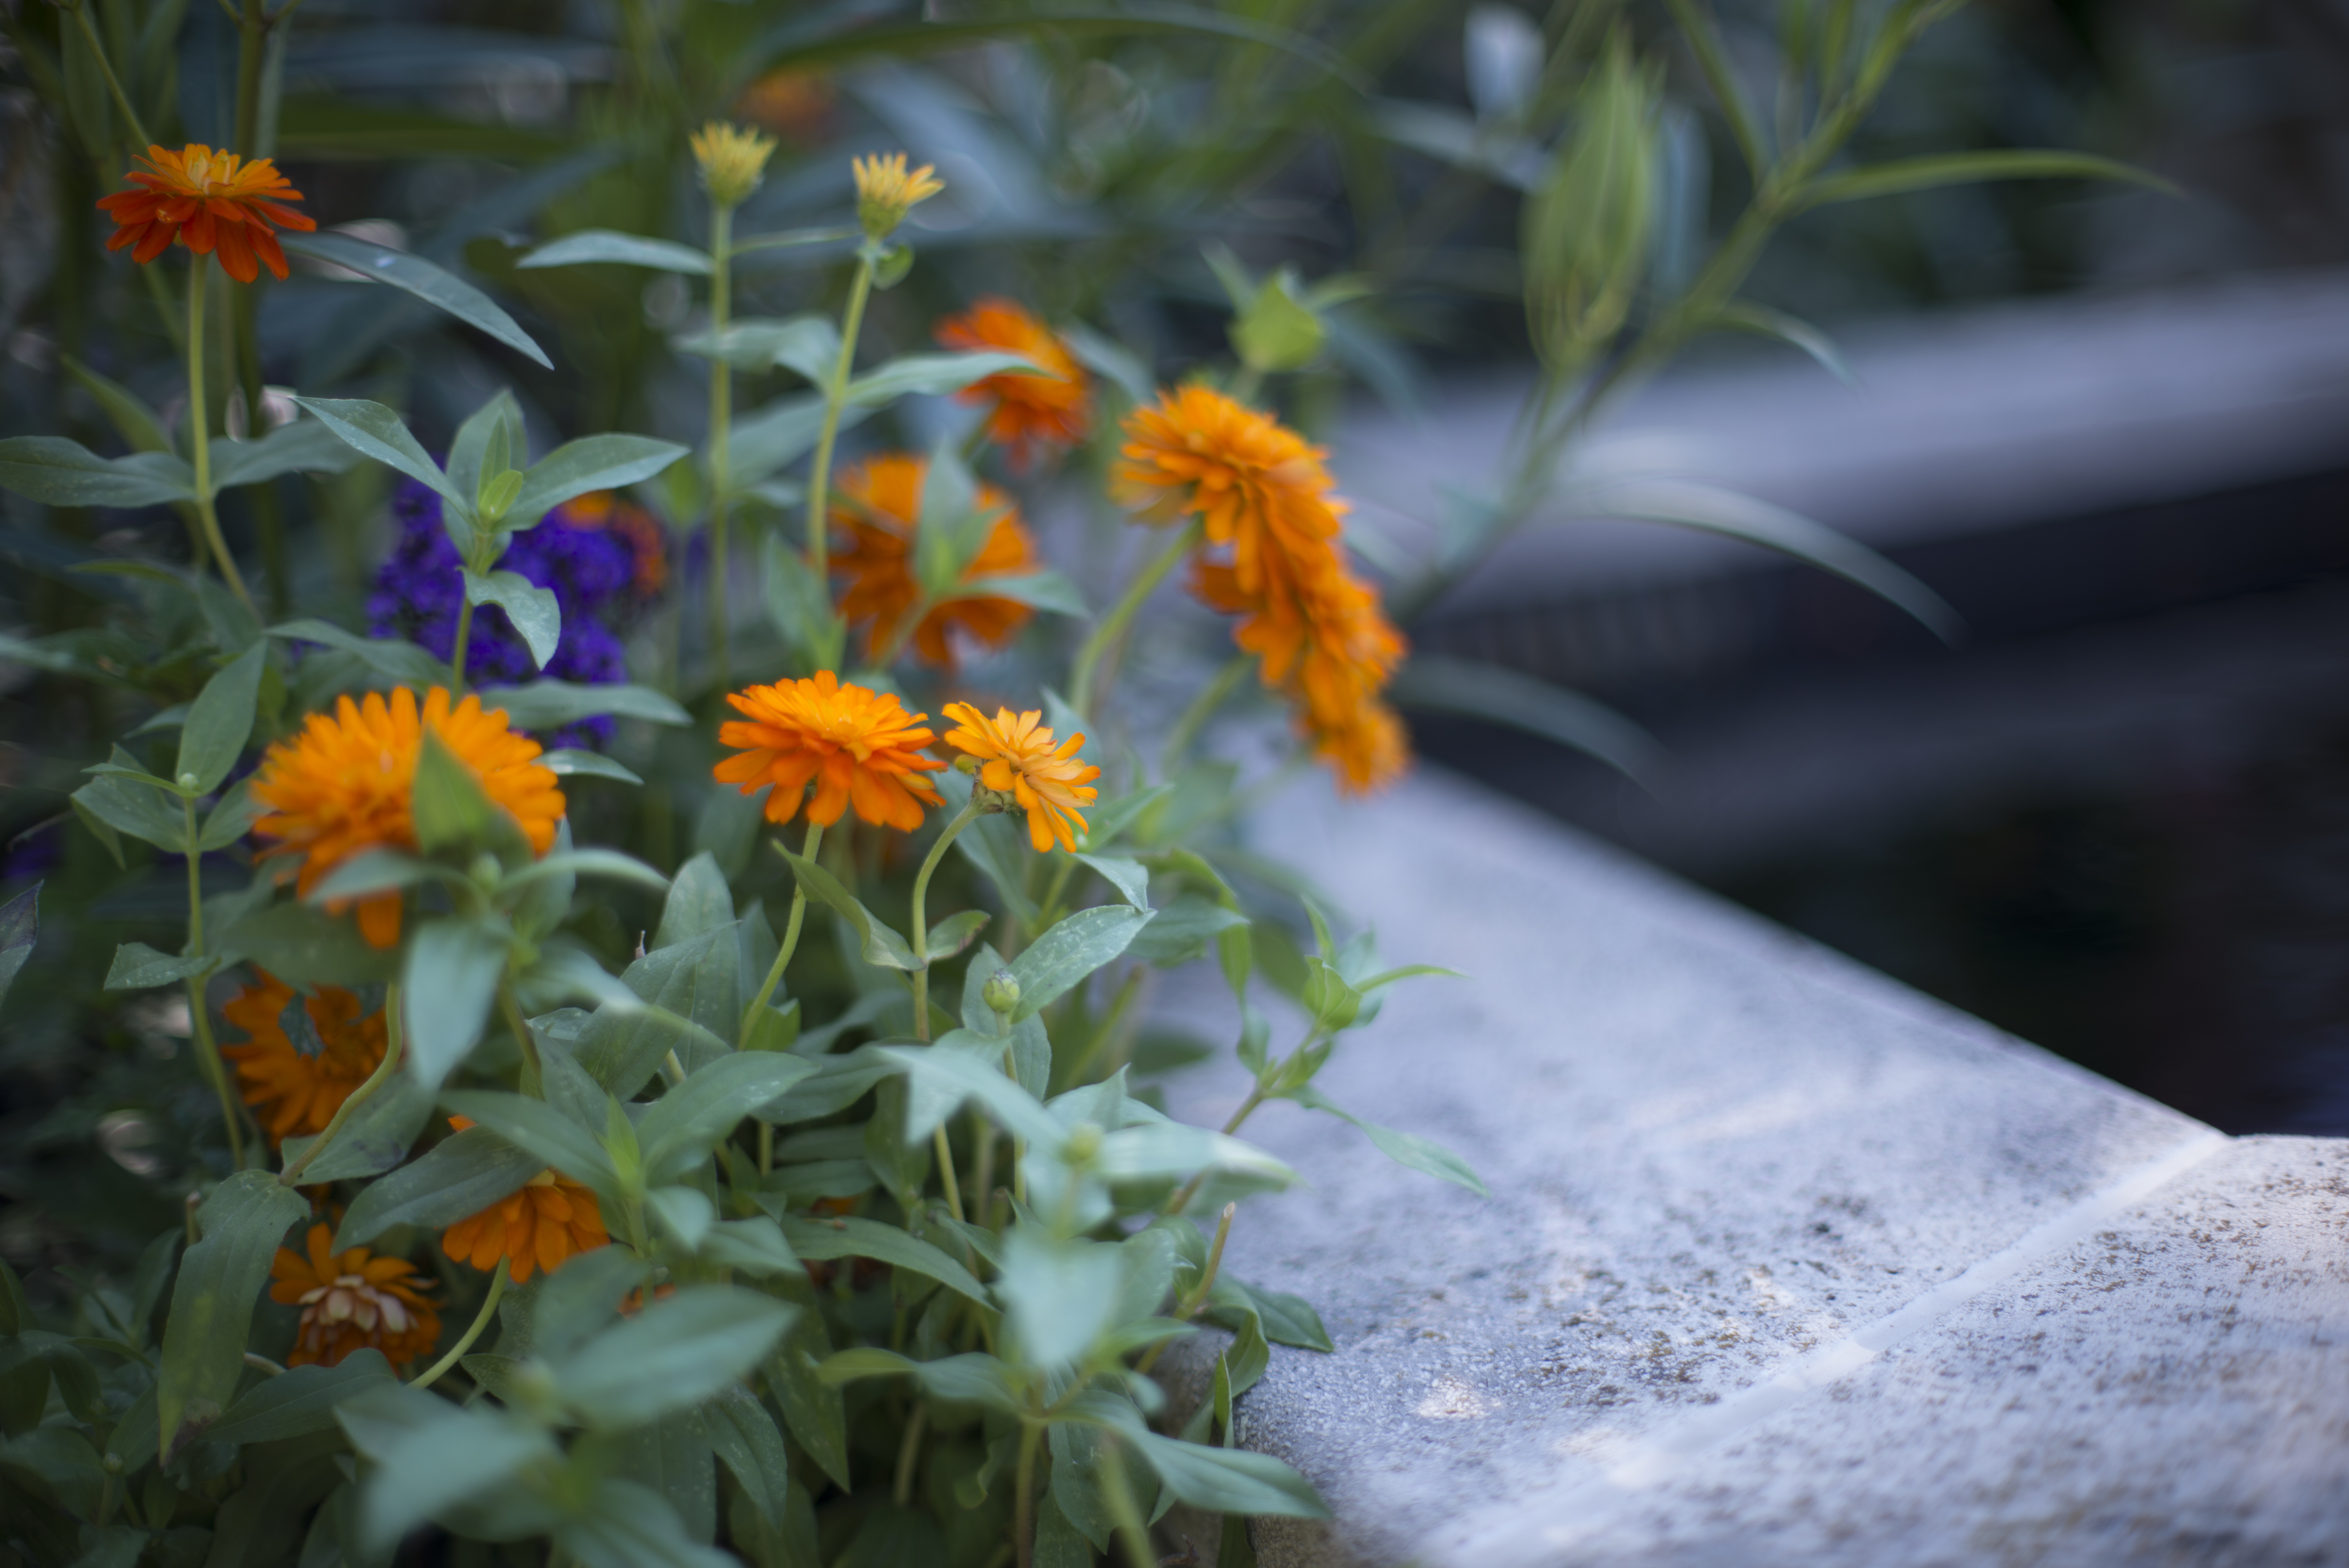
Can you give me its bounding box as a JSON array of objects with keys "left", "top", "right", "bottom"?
[
  {"left": 269, "top": 1223, "right": 440, "bottom": 1370},
  {"left": 941, "top": 704, "right": 1101, "bottom": 852},
  {"left": 1116, "top": 386, "right": 1411, "bottom": 795},
  {"left": 935, "top": 299, "right": 1092, "bottom": 467},
  {"left": 220, "top": 970, "right": 388, "bottom": 1146},
  {"left": 736, "top": 68, "right": 835, "bottom": 144},
  {"left": 440, "top": 1118, "right": 610, "bottom": 1283},
  {"left": 96, "top": 143, "right": 315, "bottom": 283},
  {"left": 832, "top": 453, "right": 1041, "bottom": 668},
  {"left": 715, "top": 670, "right": 946, "bottom": 832},
  {"left": 250, "top": 687, "right": 565, "bottom": 948}
]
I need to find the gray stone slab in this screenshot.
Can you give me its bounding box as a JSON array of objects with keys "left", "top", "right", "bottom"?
[{"left": 1155, "top": 767, "right": 2346, "bottom": 1565}]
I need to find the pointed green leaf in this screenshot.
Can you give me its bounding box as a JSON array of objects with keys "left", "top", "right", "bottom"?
[
  {"left": 462, "top": 570, "right": 561, "bottom": 669},
  {"left": 1794, "top": 149, "right": 2175, "bottom": 212},
  {"left": 156, "top": 1171, "right": 308, "bottom": 1463},
  {"left": 403, "top": 916, "right": 512, "bottom": 1089},
  {"left": 0, "top": 437, "right": 194, "bottom": 508},
  {"left": 779, "top": 1217, "right": 990, "bottom": 1307},
  {"left": 104, "top": 943, "right": 211, "bottom": 991},
  {"left": 518, "top": 228, "right": 714, "bottom": 275},
  {"left": 777, "top": 847, "right": 918, "bottom": 969},
  {"left": 208, "top": 420, "right": 367, "bottom": 489},
  {"left": 175, "top": 641, "right": 268, "bottom": 795},
  {"left": 280, "top": 232, "right": 552, "bottom": 367},
  {"left": 287, "top": 398, "right": 470, "bottom": 511},
  {"left": 1006, "top": 905, "right": 1153, "bottom": 1021}
]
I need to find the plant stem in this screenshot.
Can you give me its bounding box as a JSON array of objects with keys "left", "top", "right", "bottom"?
[
  {"left": 804, "top": 255, "right": 875, "bottom": 610},
  {"left": 450, "top": 540, "right": 481, "bottom": 693},
  {"left": 707, "top": 201, "right": 736, "bottom": 684},
  {"left": 741, "top": 818, "right": 824, "bottom": 1044},
  {"left": 1014, "top": 1420, "right": 1041, "bottom": 1568},
  {"left": 892, "top": 1400, "right": 927, "bottom": 1506},
  {"left": 410, "top": 1262, "right": 507, "bottom": 1391},
  {"left": 932, "top": 1124, "right": 965, "bottom": 1225},
  {"left": 908, "top": 801, "right": 981, "bottom": 1043},
  {"left": 501, "top": 983, "right": 541, "bottom": 1097},
  {"left": 185, "top": 255, "right": 256, "bottom": 615},
  {"left": 1069, "top": 519, "right": 1201, "bottom": 717},
  {"left": 68, "top": 3, "right": 153, "bottom": 148},
  {"left": 182, "top": 795, "right": 245, "bottom": 1169},
  {"left": 1097, "top": 1435, "right": 1157, "bottom": 1568},
  {"left": 1160, "top": 653, "right": 1252, "bottom": 777},
  {"left": 1137, "top": 1202, "right": 1233, "bottom": 1376},
  {"left": 279, "top": 983, "right": 402, "bottom": 1185}
]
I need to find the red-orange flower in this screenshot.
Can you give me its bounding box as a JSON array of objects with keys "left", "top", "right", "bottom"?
[
  {"left": 269, "top": 1224, "right": 440, "bottom": 1370},
  {"left": 220, "top": 971, "right": 388, "bottom": 1146},
  {"left": 96, "top": 144, "right": 315, "bottom": 283},
  {"left": 440, "top": 1118, "right": 610, "bottom": 1283},
  {"left": 250, "top": 687, "right": 565, "bottom": 948},
  {"left": 941, "top": 704, "right": 1101, "bottom": 853},
  {"left": 715, "top": 671, "right": 946, "bottom": 832},
  {"left": 1116, "top": 385, "right": 1410, "bottom": 795},
  {"left": 831, "top": 453, "right": 1041, "bottom": 668},
  {"left": 935, "top": 299, "right": 1092, "bottom": 467}
]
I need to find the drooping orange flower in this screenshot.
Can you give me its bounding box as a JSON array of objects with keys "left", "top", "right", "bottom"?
[
  {"left": 440, "top": 1117, "right": 610, "bottom": 1283},
  {"left": 269, "top": 1223, "right": 440, "bottom": 1370},
  {"left": 220, "top": 970, "right": 388, "bottom": 1146},
  {"left": 941, "top": 704, "right": 1101, "bottom": 853},
  {"left": 935, "top": 299, "right": 1092, "bottom": 467},
  {"left": 250, "top": 687, "right": 565, "bottom": 948},
  {"left": 1115, "top": 385, "right": 1411, "bottom": 795},
  {"left": 715, "top": 670, "right": 946, "bottom": 832},
  {"left": 831, "top": 453, "right": 1041, "bottom": 668},
  {"left": 96, "top": 144, "right": 316, "bottom": 283}
]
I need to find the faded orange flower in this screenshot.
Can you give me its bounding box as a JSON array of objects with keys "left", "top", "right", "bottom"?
[
  {"left": 269, "top": 1223, "right": 440, "bottom": 1370},
  {"left": 220, "top": 970, "right": 388, "bottom": 1146},
  {"left": 935, "top": 299, "right": 1092, "bottom": 467},
  {"left": 715, "top": 670, "right": 946, "bottom": 832},
  {"left": 832, "top": 453, "right": 1041, "bottom": 668},
  {"left": 250, "top": 687, "right": 565, "bottom": 948},
  {"left": 1116, "top": 385, "right": 1410, "bottom": 795},
  {"left": 440, "top": 1118, "right": 610, "bottom": 1283},
  {"left": 941, "top": 704, "right": 1101, "bottom": 853},
  {"left": 735, "top": 68, "right": 835, "bottom": 144},
  {"left": 96, "top": 143, "right": 316, "bottom": 283}
]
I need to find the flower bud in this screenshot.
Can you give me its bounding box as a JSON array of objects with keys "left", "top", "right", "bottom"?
[
  {"left": 982, "top": 968, "right": 1020, "bottom": 1018},
  {"left": 1522, "top": 31, "right": 1659, "bottom": 377},
  {"left": 851, "top": 151, "right": 943, "bottom": 241},
  {"left": 1064, "top": 1121, "right": 1103, "bottom": 1164},
  {"left": 690, "top": 121, "right": 778, "bottom": 209}
]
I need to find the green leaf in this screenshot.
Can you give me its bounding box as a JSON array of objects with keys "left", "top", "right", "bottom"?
[
  {"left": 440, "top": 1089, "right": 620, "bottom": 1196},
  {"left": 208, "top": 420, "right": 367, "bottom": 489},
  {"left": 728, "top": 393, "right": 852, "bottom": 486},
  {"left": 1006, "top": 905, "right": 1154, "bottom": 1021},
  {"left": 200, "top": 779, "right": 265, "bottom": 851},
  {"left": 463, "top": 570, "right": 561, "bottom": 668},
  {"left": 1124, "top": 1426, "right": 1326, "bottom": 1519},
  {"left": 176, "top": 641, "right": 268, "bottom": 795},
  {"left": 517, "top": 228, "right": 713, "bottom": 275},
  {"left": 955, "top": 813, "right": 1040, "bottom": 927},
  {"left": 1206, "top": 1277, "right": 1331, "bottom": 1353},
  {"left": 1580, "top": 478, "right": 1962, "bottom": 644},
  {"left": 1060, "top": 323, "right": 1154, "bottom": 406},
  {"left": 539, "top": 749, "right": 643, "bottom": 785},
  {"left": 508, "top": 434, "right": 688, "bottom": 533},
  {"left": 1290, "top": 1087, "right": 1488, "bottom": 1197},
  {"left": 446, "top": 390, "right": 526, "bottom": 510},
  {"left": 203, "top": 1350, "right": 395, "bottom": 1446},
  {"left": 847, "top": 351, "right": 1041, "bottom": 405},
  {"left": 335, "top": 1383, "right": 559, "bottom": 1554},
  {"left": 507, "top": 848, "right": 669, "bottom": 898},
  {"left": 997, "top": 1229, "right": 1123, "bottom": 1368},
  {"left": 779, "top": 1217, "right": 991, "bottom": 1307},
  {"left": 0, "top": 886, "right": 37, "bottom": 1012},
  {"left": 765, "top": 1305, "right": 850, "bottom": 1491},
  {"left": 1231, "top": 269, "right": 1325, "bottom": 373},
  {"left": 412, "top": 729, "right": 526, "bottom": 861},
  {"left": 156, "top": 1171, "right": 308, "bottom": 1463},
  {"left": 673, "top": 312, "right": 836, "bottom": 380},
  {"left": 60, "top": 354, "right": 171, "bottom": 455},
  {"left": 219, "top": 898, "right": 400, "bottom": 989},
  {"left": 777, "top": 847, "right": 918, "bottom": 969},
  {"left": 913, "top": 435, "right": 987, "bottom": 600},
  {"left": 402, "top": 916, "right": 512, "bottom": 1089},
  {"left": 70, "top": 773, "right": 187, "bottom": 853},
  {"left": 924, "top": 909, "right": 991, "bottom": 960},
  {"left": 335, "top": 1124, "right": 542, "bottom": 1251},
  {"left": 702, "top": 1385, "right": 793, "bottom": 1530},
  {"left": 103, "top": 942, "right": 210, "bottom": 991},
  {"left": 1386, "top": 647, "right": 1667, "bottom": 780},
  {"left": 1074, "top": 854, "right": 1150, "bottom": 910},
  {"left": 762, "top": 533, "right": 834, "bottom": 650},
  {"left": 957, "top": 568, "right": 1091, "bottom": 618},
  {"left": 268, "top": 617, "right": 449, "bottom": 688},
  {"left": 279, "top": 231, "right": 553, "bottom": 368},
  {"left": 875, "top": 1041, "right": 1062, "bottom": 1150},
  {"left": 286, "top": 398, "right": 470, "bottom": 512},
  {"left": 574, "top": 936, "right": 741, "bottom": 1098},
  {"left": 654, "top": 851, "right": 735, "bottom": 948},
  {"left": 477, "top": 679, "right": 691, "bottom": 730},
  {"left": 0, "top": 437, "right": 195, "bottom": 508},
  {"left": 553, "top": 1286, "right": 795, "bottom": 1430},
  {"left": 1793, "top": 149, "right": 2176, "bottom": 211},
  {"left": 697, "top": 1217, "right": 802, "bottom": 1278},
  {"left": 1123, "top": 895, "right": 1248, "bottom": 966},
  {"left": 1706, "top": 301, "right": 1857, "bottom": 386},
  {"left": 638, "top": 1054, "right": 817, "bottom": 1186},
  {"left": 816, "top": 1349, "right": 1023, "bottom": 1413},
  {"left": 279, "top": 1074, "right": 437, "bottom": 1183}
]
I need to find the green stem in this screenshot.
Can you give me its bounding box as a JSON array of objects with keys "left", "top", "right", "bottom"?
[
  {"left": 932, "top": 1124, "right": 965, "bottom": 1225},
  {"left": 1014, "top": 1420, "right": 1041, "bottom": 1568},
  {"left": 67, "top": 2, "right": 153, "bottom": 148},
  {"left": 1136, "top": 1201, "right": 1232, "bottom": 1376},
  {"left": 449, "top": 585, "right": 476, "bottom": 695},
  {"left": 182, "top": 794, "right": 245, "bottom": 1169},
  {"left": 707, "top": 201, "right": 736, "bottom": 684},
  {"left": 1069, "top": 519, "right": 1202, "bottom": 718},
  {"left": 908, "top": 802, "right": 982, "bottom": 1044},
  {"left": 892, "top": 1401, "right": 927, "bottom": 1507},
  {"left": 1159, "top": 653, "right": 1252, "bottom": 777},
  {"left": 185, "top": 255, "right": 255, "bottom": 615},
  {"left": 501, "top": 983, "right": 540, "bottom": 1098},
  {"left": 1055, "top": 963, "right": 1142, "bottom": 1091},
  {"left": 280, "top": 982, "right": 403, "bottom": 1185},
  {"left": 1097, "top": 1434, "right": 1156, "bottom": 1568},
  {"left": 409, "top": 1262, "right": 506, "bottom": 1391},
  {"left": 804, "top": 255, "right": 875, "bottom": 608},
  {"left": 741, "top": 819, "right": 825, "bottom": 1044}
]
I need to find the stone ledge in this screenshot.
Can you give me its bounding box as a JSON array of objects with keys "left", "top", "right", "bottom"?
[{"left": 1156, "top": 767, "right": 2344, "bottom": 1565}]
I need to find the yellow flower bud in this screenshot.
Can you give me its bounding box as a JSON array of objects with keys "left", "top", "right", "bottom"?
[
  {"left": 690, "top": 121, "right": 778, "bottom": 209},
  {"left": 851, "top": 151, "right": 944, "bottom": 241}
]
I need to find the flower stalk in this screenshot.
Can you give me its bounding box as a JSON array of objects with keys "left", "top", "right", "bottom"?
[
  {"left": 1069, "top": 519, "right": 1201, "bottom": 717},
  {"left": 743, "top": 818, "right": 826, "bottom": 1045},
  {"left": 706, "top": 203, "right": 735, "bottom": 681},
  {"left": 181, "top": 793, "right": 244, "bottom": 1169},
  {"left": 409, "top": 1260, "right": 507, "bottom": 1392},
  {"left": 804, "top": 254, "right": 875, "bottom": 621},
  {"left": 184, "top": 254, "right": 255, "bottom": 615},
  {"left": 278, "top": 982, "right": 403, "bottom": 1186}
]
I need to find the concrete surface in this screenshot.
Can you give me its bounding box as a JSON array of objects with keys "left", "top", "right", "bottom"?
[{"left": 1158, "top": 766, "right": 2349, "bottom": 1566}]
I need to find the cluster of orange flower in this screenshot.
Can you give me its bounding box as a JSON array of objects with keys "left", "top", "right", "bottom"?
[{"left": 1116, "top": 385, "right": 1410, "bottom": 793}]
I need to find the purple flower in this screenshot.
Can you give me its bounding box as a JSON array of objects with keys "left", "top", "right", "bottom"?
[{"left": 369, "top": 478, "right": 664, "bottom": 749}]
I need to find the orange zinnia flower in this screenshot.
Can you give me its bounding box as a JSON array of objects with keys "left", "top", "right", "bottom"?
[
  {"left": 440, "top": 1118, "right": 610, "bottom": 1283},
  {"left": 250, "top": 687, "right": 565, "bottom": 949},
  {"left": 269, "top": 1223, "right": 440, "bottom": 1370},
  {"left": 935, "top": 299, "right": 1092, "bottom": 467},
  {"left": 96, "top": 143, "right": 316, "bottom": 283},
  {"left": 941, "top": 704, "right": 1101, "bottom": 852},
  {"left": 220, "top": 970, "right": 389, "bottom": 1146},
  {"left": 831, "top": 453, "right": 1041, "bottom": 668},
  {"left": 715, "top": 670, "right": 946, "bottom": 832}
]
